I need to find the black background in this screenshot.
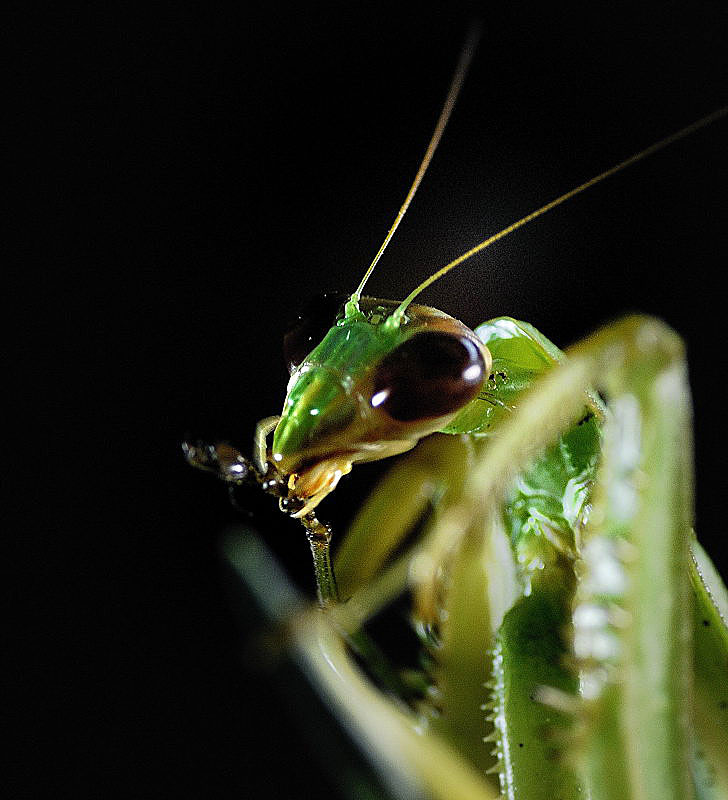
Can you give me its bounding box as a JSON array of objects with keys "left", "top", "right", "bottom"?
[{"left": 15, "top": 2, "right": 728, "bottom": 797}]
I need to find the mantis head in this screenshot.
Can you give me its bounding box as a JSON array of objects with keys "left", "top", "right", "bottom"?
[{"left": 272, "top": 294, "right": 490, "bottom": 516}]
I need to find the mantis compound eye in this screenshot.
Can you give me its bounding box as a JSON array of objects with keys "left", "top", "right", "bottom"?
[
  {"left": 283, "top": 292, "right": 348, "bottom": 374},
  {"left": 371, "top": 331, "right": 485, "bottom": 422}
]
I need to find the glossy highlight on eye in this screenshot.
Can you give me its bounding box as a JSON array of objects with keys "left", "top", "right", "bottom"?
[{"left": 371, "top": 332, "right": 485, "bottom": 422}]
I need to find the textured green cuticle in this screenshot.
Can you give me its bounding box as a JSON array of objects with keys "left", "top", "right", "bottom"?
[{"left": 490, "top": 585, "right": 582, "bottom": 800}]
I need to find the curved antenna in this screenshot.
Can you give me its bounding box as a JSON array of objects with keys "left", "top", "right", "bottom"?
[
  {"left": 391, "top": 105, "right": 728, "bottom": 320},
  {"left": 348, "top": 26, "right": 481, "bottom": 311}
]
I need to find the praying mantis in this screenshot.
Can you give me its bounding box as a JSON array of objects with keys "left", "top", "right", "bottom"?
[{"left": 184, "top": 34, "right": 728, "bottom": 800}]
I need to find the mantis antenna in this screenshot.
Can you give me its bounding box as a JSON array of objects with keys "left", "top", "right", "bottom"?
[
  {"left": 346, "top": 26, "right": 481, "bottom": 313},
  {"left": 391, "top": 105, "right": 728, "bottom": 321}
]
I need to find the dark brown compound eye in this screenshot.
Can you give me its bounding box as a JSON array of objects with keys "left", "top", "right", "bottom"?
[
  {"left": 371, "top": 331, "right": 485, "bottom": 422},
  {"left": 283, "top": 292, "right": 348, "bottom": 374}
]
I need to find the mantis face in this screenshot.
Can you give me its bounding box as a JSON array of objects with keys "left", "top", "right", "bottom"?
[{"left": 273, "top": 295, "right": 491, "bottom": 515}]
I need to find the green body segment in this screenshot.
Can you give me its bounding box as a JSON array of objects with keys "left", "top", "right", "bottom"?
[
  {"left": 690, "top": 542, "right": 728, "bottom": 794},
  {"left": 465, "top": 319, "right": 601, "bottom": 798},
  {"left": 491, "top": 586, "right": 581, "bottom": 800}
]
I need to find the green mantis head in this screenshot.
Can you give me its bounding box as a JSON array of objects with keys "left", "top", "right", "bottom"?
[{"left": 271, "top": 294, "right": 490, "bottom": 515}]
